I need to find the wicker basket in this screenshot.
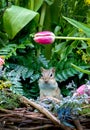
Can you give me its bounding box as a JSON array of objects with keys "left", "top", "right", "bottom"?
[{"left": 0, "top": 96, "right": 90, "bottom": 130}]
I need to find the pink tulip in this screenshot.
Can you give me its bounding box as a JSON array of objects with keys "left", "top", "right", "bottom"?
[
  {"left": 73, "top": 84, "right": 90, "bottom": 96},
  {"left": 0, "top": 57, "right": 4, "bottom": 66},
  {"left": 34, "top": 31, "right": 55, "bottom": 44}
]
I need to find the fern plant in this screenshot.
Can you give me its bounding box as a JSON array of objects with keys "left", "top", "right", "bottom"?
[{"left": 5, "top": 47, "right": 49, "bottom": 99}]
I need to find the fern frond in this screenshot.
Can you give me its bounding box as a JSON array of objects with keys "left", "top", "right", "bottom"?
[
  {"left": 0, "top": 43, "right": 27, "bottom": 59},
  {"left": 56, "top": 68, "right": 78, "bottom": 82},
  {"left": 38, "top": 55, "right": 49, "bottom": 68},
  {"left": 6, "top": 63, "right": 39, "bottom": 98},
  {"left": 0, "top": 44, "right": 17, "bottom": 58},
  {"left": 56, "top": 59, "right": 88, "bottom": 82}
]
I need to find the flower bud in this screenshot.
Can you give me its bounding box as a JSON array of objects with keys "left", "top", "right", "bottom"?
[
  {"left": 0, "top": 57, "right": 4, "bottom": 66},
  {"left": 34, "top": 31, "right": 55, "bottom": 44}
]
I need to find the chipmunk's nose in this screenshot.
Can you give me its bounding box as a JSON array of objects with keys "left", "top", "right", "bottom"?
[
  {"left": 44, "top": 78, "right": 48, "bottom": 83},
  {"left": 45, "top": 81, "right": 48, "bottom": 83}
]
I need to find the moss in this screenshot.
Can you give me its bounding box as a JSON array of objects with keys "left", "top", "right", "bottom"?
[
  {"left": 79, "top": 104, "right": 90, "bottom": 117},
  {"left": 0, "top": 89, "right": 22, "bottom": 109}
]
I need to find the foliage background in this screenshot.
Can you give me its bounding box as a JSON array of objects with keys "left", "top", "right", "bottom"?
[{"left": 0, "top": 0, "right": 90, "bottom": 98}]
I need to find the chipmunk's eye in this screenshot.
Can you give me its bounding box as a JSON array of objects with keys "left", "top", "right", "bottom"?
[{"left": 50, "top": 73, "right": 53, "bottom": 77}]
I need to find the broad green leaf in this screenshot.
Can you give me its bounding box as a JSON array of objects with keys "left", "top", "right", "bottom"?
[
  {"left": 63, "top": 16, "right": 90, "bottom": 37},
  {"left": 3, "top": 5, "right": 38, "bottom": 39}
]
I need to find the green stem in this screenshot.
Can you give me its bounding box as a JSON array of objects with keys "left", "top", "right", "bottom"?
[
  {"left": 71, "top": 63, "right": 90, "bottom": 75},
  {"left": 39, "top": 2, "right": 46, "bottom": 31},
  {"left": 38, "top": 2, "right": 53, "bottom": 60},
  {"left": 38, "top": 2, "right": 52, "bottom": 60},
  {"left": 30, "top": 0, "right": 34, "bottom": 10},
  {"left": 55, "top": 36, "right": 90, "bottom": 41},
  {"left": 44, "top": 44, "right": 52, "bottom": 60},
  {"left": 15, "top": 0, "right": 19, "bottom": 5}
]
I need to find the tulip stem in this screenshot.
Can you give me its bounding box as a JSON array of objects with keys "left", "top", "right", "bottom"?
[{"left": 55, "top": 36, "right": 90, "bottom": 41}]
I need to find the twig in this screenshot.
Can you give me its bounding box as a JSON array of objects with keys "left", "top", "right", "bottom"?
[
  {"left": 81, "top": 105, "right": 90, "bottom": 109},
  {"left": 42, "top": 96, "right": 61, "bottom": 103},
  {"left": 80, "top": 113, "right": 90, "bottom": 117},
  {"left": 20, "top": 124, "right": 54, "bottom": 130},
  {"left": 73, "top": 119, "right": 83, "bottom": 130},
  {"left": 0, "top": 108, "right": 13, "bottom": 114}
]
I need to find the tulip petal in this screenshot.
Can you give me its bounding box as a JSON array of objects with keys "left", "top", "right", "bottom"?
[{"left": 34, "top": 31, "right": 55, "bottom": 44}]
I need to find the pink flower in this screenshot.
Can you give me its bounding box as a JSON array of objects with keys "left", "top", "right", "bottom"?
[
  {"left": 73, "top": 84, "right": 90, "bottom": 96},
  {"left": 0, "top": 57, "right": 4, "bottom": 66},
  {"left": 75, "top": 85, "right": 85, "bottom": 96},
  {"left": 34, "top": 31, "right": 55, "bottom": 44}
]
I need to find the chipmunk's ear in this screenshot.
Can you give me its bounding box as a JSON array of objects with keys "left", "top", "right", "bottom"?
[
  {"left": 51, "top": 67, "right": 56, "bottom": 73},
  {"left": 40, "top": 67, "right": 45, "bottom": 72}
]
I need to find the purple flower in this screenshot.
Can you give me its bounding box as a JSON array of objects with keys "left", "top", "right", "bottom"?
[{"left": 34, "top": 31, "right": 55, "bottom": 44}]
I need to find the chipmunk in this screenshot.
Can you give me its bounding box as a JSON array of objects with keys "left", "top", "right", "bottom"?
[{"left": 38, "top": 67, "right": 62, "bottom": 99}]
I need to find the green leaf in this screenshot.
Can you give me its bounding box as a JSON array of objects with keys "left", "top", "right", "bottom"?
[
  {"left": 86, "top": 47, "right": 90, "bottom": 56},
  {"left": 25, "top": 70, "right": 34, "bottom": 79},
  {"left": 71, "top": 41, "right": 79, "bottom": 49},
  {"left": 3, "top": 5, "right": 38, "bottom": 39},
  {"left": 56, "top": 74, "right": 64, "bottom": 82},
  {"left": 63, "top": 16, "right": 90, "bottom": 37},
  {"left": 33, "top": 0, "right": 43, "bottom": 11},
  {"left": 54, "top": 42, "right": 67, "bottom": 53},
  {"left": 56, "top": 67, "right": 78, "bottom": 82},
  {"left": 61, "top": 71, "right": 68, "bottom": 80},
  {"left": 45, "top": 0, "right": 54, "bottom": 5}
]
